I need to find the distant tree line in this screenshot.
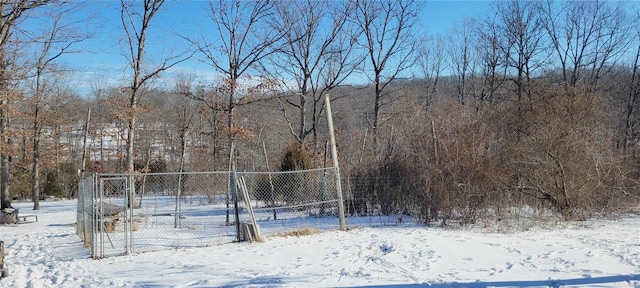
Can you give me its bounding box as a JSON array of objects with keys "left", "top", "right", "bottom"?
[{"left": 0, "top": 0, "right": 639, "bottom": 224}]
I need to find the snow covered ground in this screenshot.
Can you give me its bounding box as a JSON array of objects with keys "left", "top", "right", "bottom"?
[{"left": 0, "top": 199, "right": 639, "bottom": 288}]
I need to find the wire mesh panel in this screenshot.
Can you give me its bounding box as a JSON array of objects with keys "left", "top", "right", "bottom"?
[
  {"left": 77, "top": 176, "right": 95, "bottom": 242},
  {"left": 237, "top": 168, "right": 342, "bottom": 234},
  {"left": 78, "top": 168, "right": 344, "bottom": 258},
  {"left": 93, "top": 177, "right": 132, "bottom": 258},
  {"left": 131, "top": 172, "right": 237, "bottom": 254}
]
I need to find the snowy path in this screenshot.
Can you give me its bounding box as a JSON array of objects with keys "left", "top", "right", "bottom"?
[{"left": 0, "top": 200, "right": 639, "bottom": 287}]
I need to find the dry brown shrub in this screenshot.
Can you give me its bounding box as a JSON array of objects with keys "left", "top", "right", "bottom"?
[
  {"left": 503, "top": 86, "right": 632, "bottom": 220},
  {"left": 344, "top": 82, "right": 635, "bottom": 225},
  {"left": 418, "top": 100, "right": 505, "bottom": 225}
]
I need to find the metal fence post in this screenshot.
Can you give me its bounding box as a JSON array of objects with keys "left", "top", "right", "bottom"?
[
  {"left": 127, "top": 175, "right": 133, "bottom": 255},
  {"left": 231, "top": 171, "right": 241, "bottom": 241},
  {"left": 90, "top": 174, "right": 96, "bottom": 258},
  {"left": 97, "top": 176, "right": 104, "bottom": 259}
]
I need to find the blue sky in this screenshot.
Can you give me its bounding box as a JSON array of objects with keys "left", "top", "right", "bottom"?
[
  {"left": 46, "top": 0, "right": 494, "bottom": 97},
  {"left": 421, "top": 0, "right": 493, "bottom": 34}
]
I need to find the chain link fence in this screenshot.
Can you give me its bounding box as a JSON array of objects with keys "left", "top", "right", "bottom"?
[{"left": 77, "top": 168, "right": 345, "bottom": 259}]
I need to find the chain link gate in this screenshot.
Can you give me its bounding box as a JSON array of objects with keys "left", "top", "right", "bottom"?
[{"left": 93, "top": 177, "right": 133, "bottom": 258}]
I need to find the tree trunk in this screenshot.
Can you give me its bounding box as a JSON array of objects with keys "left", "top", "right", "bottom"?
[
  {"left": 0, "top": 1, "right": 52, "bottom": 210},
  {"left": 0, "top": 98, "right": 10, "bottom": 210},
  {"left": 372, "top": 76, "right": 381, "bottom": 154},
  {"left": 126, "top": 115, "right": 137, "bottom": 208},
  {"left": 32, "top": 127, "right": 41, "bottom": 210},
  {"left": 225, "top": 82, "right": 235, "bottom": 226}
]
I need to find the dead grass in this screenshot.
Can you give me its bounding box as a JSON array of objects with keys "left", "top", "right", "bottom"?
[{"left": 272, "top": 227, "right": 321, "bottom": 237}]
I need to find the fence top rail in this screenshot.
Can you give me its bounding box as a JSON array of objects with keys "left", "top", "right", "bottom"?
[{"left": 94, "top": 167, "right": 338, "bottom": 177}]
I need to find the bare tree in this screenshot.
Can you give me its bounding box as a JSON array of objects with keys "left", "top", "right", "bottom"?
[
  {"left": 135, "top": 87, "right": 166, "bottom": 171},
  {"left": 170, "top": 74, "right": 199, "bottom": 172},
  {"left": 43, "top": 83, "right": 84, "bottom": 199},
  {"left": 169, "top": 73, "right": 200, "bottom": 227},
  {"left": 86, "top": 77, "right": 110, "bottom": 166},
  {"left": 447, "top": 17, "right": 475, "bottom": 106},
  {"left": 182, "top": 80, "right": 227, "bottom": 171},
  {"left": 99, "top": 87, "right": 130, "bottom": 172},
  {"left": 184, "top": 0, "right": 280, "bottom": 226},
  {"left": 495, "top": 0, "right": 546, "bottom": 103},
  {"left": 353, "top": 0, "right": 420, "bottom": 152},
  {"left": 585, "top": 1, "right": 631, "bottom": 89},
  {"left": 268, "top": 0, "right": 361, "bottom": 149},
  {"left": 187, "top": 0, "right": 279, "bottom": 166},
  {"left": 474, "top": 12, "right": 507, "bottom": 105},
  {"left": 416, "top": 33, "right": 446, "bottom": 108},
  {"left": 619, "top": 8, "right": 640, "bottom": 152},
  {"left": 120, "top": 0, "right": 189, "bottom": 207},
  {"left": 537, "top": 0, "right": 630, "bottom": 91},
  {"left": 26, "top": 1, "right": 89, "bottom": 210},
  {"left": 0, "top": 0, "right": 52, "bottom": 210}
]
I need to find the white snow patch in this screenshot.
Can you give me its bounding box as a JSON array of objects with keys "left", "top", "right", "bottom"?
[{"left": 0, "top": 200, "right": 639, "bottom": 287}]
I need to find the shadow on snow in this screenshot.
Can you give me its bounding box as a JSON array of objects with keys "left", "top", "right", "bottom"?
[{"left": 347, "top": 274, "right": 640, "bottom": 288}]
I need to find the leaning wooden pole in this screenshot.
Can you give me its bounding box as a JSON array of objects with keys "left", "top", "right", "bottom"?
[
  {"left": 80, "top": 107, "right": 91, "bottom": 179},
  {"left": 324, "top": 94, "right": 346, "bottom": 230},
  {"left": 0, "top": 240, "right": 7, "bottom": 278}
]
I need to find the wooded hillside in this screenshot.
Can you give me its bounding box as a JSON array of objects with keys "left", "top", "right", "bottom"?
[{"left": 1, "top": 0, "right": 639, "bottom": 222}]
